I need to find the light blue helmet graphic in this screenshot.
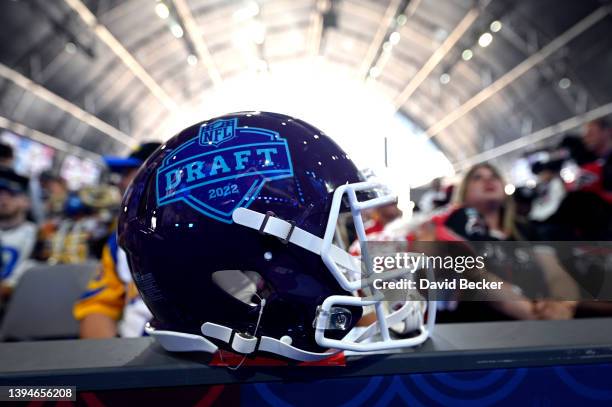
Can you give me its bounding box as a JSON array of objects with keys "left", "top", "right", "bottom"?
[{"left": 156, "top": 119, "right": 294, "bottom": 223}]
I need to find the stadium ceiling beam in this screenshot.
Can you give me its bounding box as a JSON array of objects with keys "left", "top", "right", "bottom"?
[
  {"left": 307, "top": 0, "right": 329, "bottom": 57},
  {"left": 425, "top": 6, "right": 610, "bottom": 140},
  {"left": 0, "top": 115, "right": 102, "bottom": 161},
  {"left": 358, "top": 0, "right": 403, "bottom": 79},
  {"left": 63, "top": 0, "right": 178, "bottom": 111},
  {"left": 171, "top": 0, "right": 223, "bottom": 87},
  {"left": 392, "top": 4, "right": 482, "bottom": 109},
  {"left": 453, "top": 101, "right": 612, "bottom": 171},
  {"left": 0, "top": 63, "right": 134, "bottom": 148}
]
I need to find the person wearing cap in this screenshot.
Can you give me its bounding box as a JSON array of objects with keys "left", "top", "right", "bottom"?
[
  {"left": 73, "top": 142, "right": 161, "bottom": 338},
  {"left": 0, "top": 168, "right": 37, "bottom": 301}
]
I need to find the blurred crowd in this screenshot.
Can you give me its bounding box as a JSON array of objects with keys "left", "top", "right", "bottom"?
[
  {"left": 0, "top": 145, "right": 111, "bottom": 298},
  {"left": 363, "top": 118, "right": 612, "bottom": 322},
  {"left": 0, "top": 118, "right": 610, "bottom": 342},
  {"left": 0, "top": 141, "right": 160, "bottom": 339}
]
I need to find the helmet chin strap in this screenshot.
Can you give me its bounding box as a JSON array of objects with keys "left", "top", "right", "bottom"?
[
  {"left": 146, "top": 301, "right": 339, "bottom": 363},
  {"left": 199, "top": 320, "right": 339, "bottom": 362},
  {"left": 219, "top": 293, "right": 266, "bottom": 370},
  {"left": 144, "top": 323, "right": 218, "bottom": 353}
]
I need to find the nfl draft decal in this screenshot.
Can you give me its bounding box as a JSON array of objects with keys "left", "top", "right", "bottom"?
[{"left": 157, "top": 118, "right": 294, "bottom": 223}]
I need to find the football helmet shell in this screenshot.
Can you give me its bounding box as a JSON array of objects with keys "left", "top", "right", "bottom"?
[{"left": 119, "top": 111, "right": 435, "bottom": 361}]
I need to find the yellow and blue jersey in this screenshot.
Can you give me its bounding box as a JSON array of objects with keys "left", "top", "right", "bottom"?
[{"left": 73, "top": 232, "right": 151, "bottom": 336}]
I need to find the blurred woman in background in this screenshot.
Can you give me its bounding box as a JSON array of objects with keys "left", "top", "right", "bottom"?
[{"left": 415, "top": 163, "right": 577, "bottom": 321}]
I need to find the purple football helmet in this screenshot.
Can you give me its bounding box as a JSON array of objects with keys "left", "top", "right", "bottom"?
[{"left": 119, "top": 111, "right": 435, "bottom": 361}]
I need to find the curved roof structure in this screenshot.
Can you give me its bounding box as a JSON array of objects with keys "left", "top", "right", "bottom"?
[{"left": 1, "top": 0, "right": 611, "bottom": 178}]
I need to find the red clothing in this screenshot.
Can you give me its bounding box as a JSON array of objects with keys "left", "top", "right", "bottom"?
[{"left": 567, "top": 160, "right": 612, "bottom": 204}]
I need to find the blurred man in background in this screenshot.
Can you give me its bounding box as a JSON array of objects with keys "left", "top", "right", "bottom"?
[
  {"left": 529, "top": 159, "right": 566, "bottom": 223},
  {"left": 548, "top": 119, "right": 612, "bottom": 240},
  {"left": 583, "top": 119, "right": 612, "bottom": 160},
  {"left": 583, "top": 119, "right": 612, "bottom": 196},
  {"left": 73, "top": 142, "right": 160, "bottom": 338},
  {"left": 0, "top": 168, "right": 37, "bottom": 301},
  {"left": 39, "top": 172, "right": 68, "bottom": 220},
  {"left": 570, "top": 118, "right": 612, "bottom": 202}
]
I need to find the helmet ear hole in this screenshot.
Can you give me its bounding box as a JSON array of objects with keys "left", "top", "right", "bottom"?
[{"left": 211, "top": 270, "right": 265, "bottom": 306}]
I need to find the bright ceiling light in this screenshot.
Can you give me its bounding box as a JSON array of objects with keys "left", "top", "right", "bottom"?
[
  {"left": 65, "top": 42, "right": 77, "bottom": 54},
  {"left": 233, "top": 1, "right": 260, "bottom": 21},
  {"left": 439, "top": 73, "right": 451, "bottom": 84},
  {"left": 490, "top": 20, "right": 502, "bottom": 33},
  {"left": 396, "top": 14, "right": 407, "bottom": 26},
  {"left": 187, "top": 54, "right": 198, "bottom": 66},
  {"left": 170, "top": 23, "right": 184, "bottom": 38},
  {"left": 461, "top": 49, "right": 473, "bottom": 61},
  {"left": 369, "top": 66, "right": 381, "bottom": 78},
  {"left": 155, "top": 2, "right": 170, "bottom": 19},
  {"left": 389, "top": 31, "right": 401, "bottom": 45},
  {"left": 251, "top": 21, "right": 266, "bottom": 45},
  {"left": 504, "top": 184, "right": 515, "bottom": 195},
  {"left": 382, "top": 42, "right": 392, "bottom": 52},
  {"left": 234, "top": 21, "right": 266, "bottom": 47},
  {"left": 478, "top": 32, "right": 493, "bottom": 48},
  {"left": 342, "top": 39, "right": 354, "bottom": 51},
  {"left": 559, "top": 77, "right": 572, "bottom": 89},
  {"left": 288, "top": 31, "right": 305, "bottom": 48}
]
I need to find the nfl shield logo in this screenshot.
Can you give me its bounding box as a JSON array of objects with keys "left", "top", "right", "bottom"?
[{"left": 199, "top": 118, "right": 237, "bottom": 147}]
